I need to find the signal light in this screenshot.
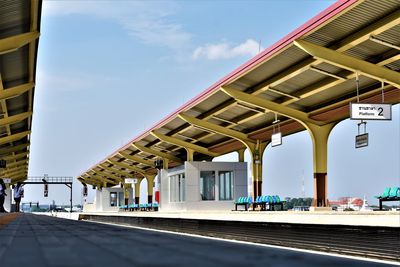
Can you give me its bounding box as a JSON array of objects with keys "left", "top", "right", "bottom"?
[{"left": 44, "top": 184, "right": 48, "bottom": 197}]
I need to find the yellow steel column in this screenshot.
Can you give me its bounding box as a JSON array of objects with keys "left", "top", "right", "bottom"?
[
  {"left": 123, "top": 183, "right": 131, "bottom": 205},
  {"left": 163, "top": 158, "right": 169, "bottom": 169},
  {"left": 250, "top": 141, "right": 268, "bottom": 198},
  {"left": 134, "top": 178, "right": 143, "bottom": 205},
  {"left": 237, "top": 148, "right": 246, "bottom": 162},
  {"left": 307, "top": 123, "right": 335, "bottom": 207},
  {"left": 146, "top": 174, "right": 156, "bottom": 204},
  {"left": 221, "top": 87, "right": 339, "bottom": 207},
  {"left": 186, "top": 148, "right": 194, "bottom": 161}
]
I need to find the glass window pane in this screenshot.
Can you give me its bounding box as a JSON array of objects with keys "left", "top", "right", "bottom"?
[
  {"left": 110, "top": 192, "right": 117, "bottom": 207},
  {"left": 200, "top": 171, "right": 215, "bottom": 200},
  {"left": 219, "top": 171, "right": 233, "bottom": 200},
  {"left": 170, "top": 173, "right": 185, "bottom": 203},
  {"left": 118, "top": 192, "right": 124, "bottom": 206}
]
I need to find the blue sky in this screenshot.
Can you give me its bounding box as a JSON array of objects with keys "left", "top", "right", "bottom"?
[{"left": 25, "top": 0, "right": 399, "bottom": 206}]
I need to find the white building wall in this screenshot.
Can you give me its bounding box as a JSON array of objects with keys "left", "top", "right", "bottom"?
[
  {"left": 94, "top": 187, "right": 132, "bottom": 212},
  {"left": 3, "top": 187, "right": 12, "bottom": 212},
  {"left": 160, "top": 161, "right": 247, "bottom": 211}
]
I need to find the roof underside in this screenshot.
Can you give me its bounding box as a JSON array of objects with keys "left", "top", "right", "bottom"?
[
  {"left": 78, "top": 0, "right": 400, "bottom": 187},
  {"left": 0, "top": 0, "right": 42, "bottom": 183}
]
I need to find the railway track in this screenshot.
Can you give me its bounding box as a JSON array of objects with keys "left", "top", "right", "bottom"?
[{"left": 80, "top": 214, "right": 400, "bottom": 262}]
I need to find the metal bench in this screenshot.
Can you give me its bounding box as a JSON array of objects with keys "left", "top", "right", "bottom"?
[
  {"left": 375, "top": 187, "right": 400, "bottom": 210},
  {"left": 234, "top": 197, "right": 252, "bottom": 211}
]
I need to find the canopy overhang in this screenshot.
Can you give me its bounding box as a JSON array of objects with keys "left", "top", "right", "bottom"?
[{"left": 78, "top": 0, "right": 400, "bottom": 187}]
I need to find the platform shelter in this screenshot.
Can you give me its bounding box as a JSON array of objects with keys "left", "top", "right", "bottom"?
[
  {"left": 78, "top": 0, "right": 400, "bottom": 210},
  {"left": 0, "top": 2, "right": 41, "bottom": 186}
]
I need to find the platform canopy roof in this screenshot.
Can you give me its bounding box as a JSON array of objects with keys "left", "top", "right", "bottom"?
[
  {"left": 78, "top": 0, "right": 400, "bottom": 187},
  {"left": 0, "top": 1, "right": 42, "bottom": 184}
]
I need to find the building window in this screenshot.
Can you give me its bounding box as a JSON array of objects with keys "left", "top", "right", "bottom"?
[
  {"left": 110, "top": 192, "right": 117, "bottom": 207},
  {"left": 200, "top": 171, "right": 215, "bottom": 200},
  {"left": 219, "top": 171, "right": 233, "bottom": 200},
  {"left": 118, "top": 192, "right": 124, "bottom": 206},
  {"left": 169, "top": 173, "right": 185, "bottom": 202}
]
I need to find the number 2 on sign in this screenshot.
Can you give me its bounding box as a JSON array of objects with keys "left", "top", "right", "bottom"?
[{"left": 378, "top": 107, "right": 383, "bottom": 116}]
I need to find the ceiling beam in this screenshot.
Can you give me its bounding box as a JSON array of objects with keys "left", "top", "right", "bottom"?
[
  {"left": 309, "top": 66, "right": 347, "bottom": 81},
  {"left": 10, "top": 175, "right": 28, "bottom": 184},
  {"left": 84, "top": 173, "right": 116, "bottom": 185},
  {"left": 1, "top": 168, "right": 27, "bottom": 177},
  {"left": 118, "top": 151, "right": 155, "bottom": 167},
  {"left": 151, "top": 131, "right": 219, "bottom": 157},
  {"left": 107, "top": 159, "right": 147, "bottom": 176},
  {"left": 0, "top": 143, "right": 29, "bottom": 156},
  {"left": 369, "top": 36, "right": 400, "bottom": 51},
  {"left": 178, "top": 113, "right": 255, "bottom": 147},
  {"left": 0, "top": 112, "right": 32, "bottom": 127},
  {"left": 221, "top": 87, "right": 321, "bottom": 126},
  {"left": 0, "top": 31, "right": 40, "bottom": 55},
  {"left": 0, "top": 82, "right": 35, "bottom": 101},
  {"left": 4, "top": 159, "right": 28, "bottom": 169},
  {"left": 99, "top": 164, "right": 133, "bottom": 178},
  {"left": 0, "top": 131, "right": 30, "bottom": 146},
  {"left": 3, "top": 152, "right": 28, "bottom": 162},
  {"left": 80, "top": 176, "right": 102, "bottom": 187},
  {"left": 89, "top": 169, "right": 122, "bottom": 183},
  {"left": 294, "top": 39, "right": 400, "bottom": 88},
  {"left": 132, "top": 143, "right": 182, "bottom": 163},
  {"left": 0, "top": 168, "right": 27, "bottom": 177}
]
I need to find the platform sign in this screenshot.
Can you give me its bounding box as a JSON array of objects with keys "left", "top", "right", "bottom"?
[
  {"left": 355, "top": 133, "right": 368, "bottom": 148},
  {"left": 124, "top": 178, "right": 138, "bottom": 184},
  {"left": 271, "top": 132, "right": 282, "bottom": 147},
  {"left": 350, "top": 103, "right": 392, "bottom": 120},
  {"left": 2, "top": 178, "right": 11, "bottom": 184}
]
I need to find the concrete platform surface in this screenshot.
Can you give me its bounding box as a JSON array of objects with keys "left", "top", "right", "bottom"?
[
  {"left": 81, "top": 210, "right": 400, "bottom": 227},
  {"left": 0, "top": 213, "right": 397, "bottom": 267}
]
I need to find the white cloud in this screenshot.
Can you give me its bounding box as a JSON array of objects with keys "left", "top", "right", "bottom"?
[
  {"left": 192, "top": 39, "right": 262, "bottom": 60},
  {"left": 36, "top": 70, "right": 115, "bottom": 92},
  {"left": 43, "top": 1, "right": 191, "bottom": 49}
]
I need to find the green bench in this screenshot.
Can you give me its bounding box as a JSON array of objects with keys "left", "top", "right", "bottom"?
[
  {"left": 375, "top": 186, "right": 400, "bottom": 210},
  {"left": 252, "top": 195, "right": 284, "bottom": 211},
  {"left": 234, "top": 197, "right": 252, "bottom": 211}
]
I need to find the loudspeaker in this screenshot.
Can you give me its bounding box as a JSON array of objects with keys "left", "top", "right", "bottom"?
[{"left": 0, "top": 160, "right": 6, "bottom": 168}]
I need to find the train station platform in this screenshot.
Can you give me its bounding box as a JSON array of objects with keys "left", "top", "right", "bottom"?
[
  {"left": 80, "top": 210, "right": 400, "bottom": 227},
  {"left": 0, "top": 213, "right": 398, "bottom": 267}
]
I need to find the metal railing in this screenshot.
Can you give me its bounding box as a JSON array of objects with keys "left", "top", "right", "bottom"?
[{"left": 26, "top": 176, "right": 73, "bottom": 184}]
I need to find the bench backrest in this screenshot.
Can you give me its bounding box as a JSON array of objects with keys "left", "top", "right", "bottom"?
[
  {"left": 382, "top": 187, "right": 391, "bottom": 198},
  {"left": 389, "top": 187, "right": 399, "bottom": 198}
]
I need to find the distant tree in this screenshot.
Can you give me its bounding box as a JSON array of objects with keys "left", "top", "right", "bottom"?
[{"left": 285, "top": 197, "right": 313, "bottom": 210}]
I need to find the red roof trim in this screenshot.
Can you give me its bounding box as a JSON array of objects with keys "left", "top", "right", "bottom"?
[{"left": 80, "top": 0, "right": 359, "bottom": 176}]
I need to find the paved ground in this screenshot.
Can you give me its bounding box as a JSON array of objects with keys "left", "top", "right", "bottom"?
[{"left": 0, "top": 213, "right": 396, "bottom": 267}]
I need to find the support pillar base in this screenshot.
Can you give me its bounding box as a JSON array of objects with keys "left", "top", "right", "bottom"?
[
  {"left": 253, "top": 181, "right": 262, "bottom": 197},
  {"left": 312, "top": 172, "right": 328, "bottom": 207}
]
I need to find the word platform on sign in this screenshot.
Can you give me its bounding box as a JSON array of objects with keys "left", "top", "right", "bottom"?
[{"left": 350, "top": 103, "right": 391, "bottom": 120}]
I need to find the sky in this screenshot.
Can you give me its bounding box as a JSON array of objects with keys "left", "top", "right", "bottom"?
[{"left": 24, "top": 0, "right": 399, "bottom": 206}]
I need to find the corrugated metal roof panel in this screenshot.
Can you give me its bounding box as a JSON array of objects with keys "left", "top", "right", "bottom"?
[{"left": 235, "top": 46, "right": 311, "bottom": 89}]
